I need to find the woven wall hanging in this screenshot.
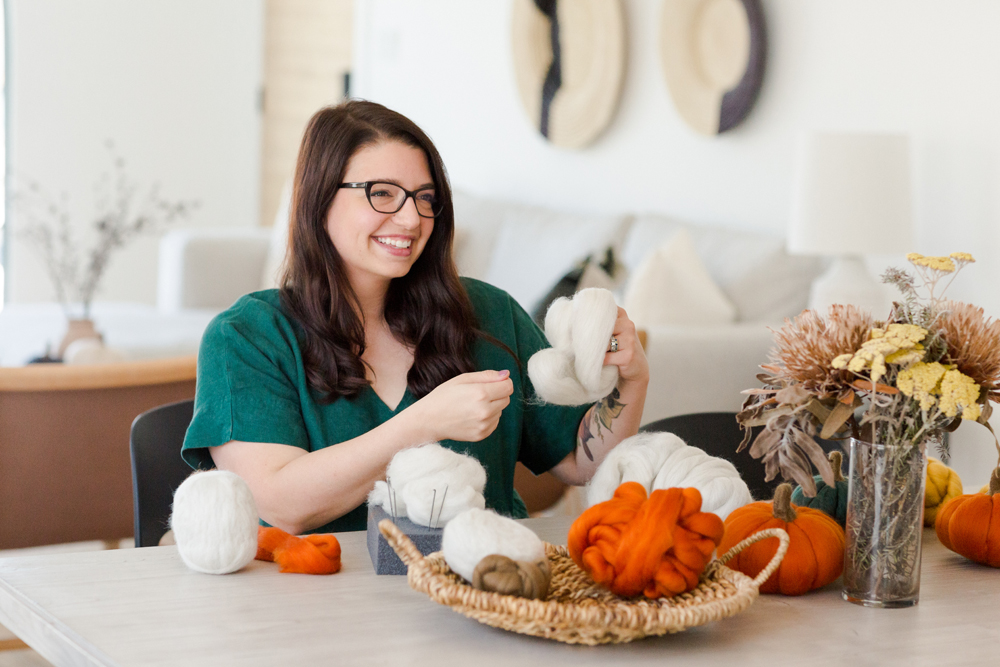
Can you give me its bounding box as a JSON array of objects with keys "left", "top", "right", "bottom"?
[
  {"left": 511, "top": 0, "right": 626, "bottom": 149},
  {"left": 660, "top": 0, "right": 767, "bottom": 135}
]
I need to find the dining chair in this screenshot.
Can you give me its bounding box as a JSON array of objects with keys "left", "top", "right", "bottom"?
[
  {"left": 130, "top": 398, "right": 195, "bottom": 547},
  {"left": 639, "top": 411, "right": 777, "bottom": 500}
]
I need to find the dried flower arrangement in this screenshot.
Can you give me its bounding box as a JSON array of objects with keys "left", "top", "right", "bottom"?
[
  {"left": 16, "top": 145, "right": 197, "bottom": 319},
  {"left": 738, "top": 252, "right": 1000, "bottom": 495},
  {"left": 738, "top": 252, "right": 1000, "bottom": 603}
]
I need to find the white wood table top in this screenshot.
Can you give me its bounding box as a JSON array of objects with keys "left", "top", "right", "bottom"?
[{"left": 1, "top": 518, "right": 998, "bottom": 667}]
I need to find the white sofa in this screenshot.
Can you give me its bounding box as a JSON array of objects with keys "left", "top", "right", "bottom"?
[{"left": 157, "top": 191, "right": 823, "bottom": 425}]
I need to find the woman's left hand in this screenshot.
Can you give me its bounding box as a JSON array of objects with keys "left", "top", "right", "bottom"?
[{"left": 603, "top": 307, "right": 649, "bottom": 386}]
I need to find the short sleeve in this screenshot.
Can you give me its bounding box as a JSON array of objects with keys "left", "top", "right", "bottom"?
[
  {"left": 182, "top": 296, "right": 309, "bottom": 470},
  {"left": 506, "top": 294, "right": 590, "bottom": 475}
]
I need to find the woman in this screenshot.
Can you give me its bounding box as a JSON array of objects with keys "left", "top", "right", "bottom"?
[{"left": 182, "top": 100, "right": 649, "bottom": 534}]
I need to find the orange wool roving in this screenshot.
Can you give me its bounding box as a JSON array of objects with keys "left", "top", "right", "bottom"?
[
  {"left": 567, "top": 482, "right": 725, "bottom": 599},
  {"left": 256, "top": 526, "right": 342, "bottom": 574}
]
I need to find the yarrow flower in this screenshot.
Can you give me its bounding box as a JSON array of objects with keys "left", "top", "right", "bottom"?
[
  {"left": 831, "top": 324, "right": 927, "bottom": 385},
  {"left": 896, "top": 363, "right": 981, "bottom": 420},
  {"left": 939, "top": 370, "right": 982, "bottom": 420},
  {"left": 907, "top": 253, "right": 956, "bottom": 273},
  {"left": 949, "top": 252, "right": 975, "bottom": 263},
  {"left": 897, "top": 362, "right": 948, "bottom": 412}
]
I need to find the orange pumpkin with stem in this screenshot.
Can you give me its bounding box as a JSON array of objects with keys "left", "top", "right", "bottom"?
[
  {"left": 718, "top": 483, "right": 844, "bottom": 595},
  {"left": 935, "top": 467, "right": 1000, "bottom": 567}
]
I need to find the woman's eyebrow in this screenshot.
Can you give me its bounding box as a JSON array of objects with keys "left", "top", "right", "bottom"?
[{"left": 372, "top": 178, "right": 435, "bottom": 190}]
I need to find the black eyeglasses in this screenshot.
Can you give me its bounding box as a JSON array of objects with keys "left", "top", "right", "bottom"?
[{"left": 338, "top": 181, "right": 442, "bottom": 218}]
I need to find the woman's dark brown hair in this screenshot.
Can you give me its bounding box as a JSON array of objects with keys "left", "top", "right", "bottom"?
[{"left": 280, "top": 100, "right": 478, "bottom": 400}]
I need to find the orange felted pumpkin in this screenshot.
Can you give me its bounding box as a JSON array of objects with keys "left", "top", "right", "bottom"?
[
  {"left": 256, "top": 526, "right": 342, "bottom": 574},
  {"left": 718, "top": 483, "right": 844, "bottom": 595},
  {"left": 935, "top": 467, "right": 1000, "bottom": 567},
  {"left": 568, "top": 482, "right": 724, "bottom": 599}
]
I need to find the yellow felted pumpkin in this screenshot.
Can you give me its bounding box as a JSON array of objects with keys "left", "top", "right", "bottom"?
[
  {"left": 924, "top": 457, "right": 963, "bottom": 526},
  {"left": 718, "top": 483, "right": 844, "bottom": 596}
]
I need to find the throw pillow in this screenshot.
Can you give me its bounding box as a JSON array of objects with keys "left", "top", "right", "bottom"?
[
  {"left": 483, "top": 208, "right": 631, "bottom": 313},
  {"left": 531, "top": 248, "right": 622, "bottom": 325},
  {"left": 622, "top": 229, "right": 737, "bottom": 327}
]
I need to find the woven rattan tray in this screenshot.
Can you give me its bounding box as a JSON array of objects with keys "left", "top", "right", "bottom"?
[{"left": 378, "top": 519, "right": 789, "bottom": 645}]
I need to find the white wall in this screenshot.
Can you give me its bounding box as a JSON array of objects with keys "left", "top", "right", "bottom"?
[
  {"left": 352, "top": 0, "right": 1000, "bottom": 314},
  {"left": 352, "top": 0, "right": 1000, "bottom": 487},
  {"left": 6, "top": 0, "right": 263, "bottom": 306}
]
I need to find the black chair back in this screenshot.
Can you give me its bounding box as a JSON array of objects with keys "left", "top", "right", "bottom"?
[
  {"left": 639, "top": 412, "right": 776, "bottom": 501},
  {"left": 130, "top": 399, "right": 195, "bottom": 547}
]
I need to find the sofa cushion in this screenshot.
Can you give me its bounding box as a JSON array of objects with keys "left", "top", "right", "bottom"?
[
  {"left": 623, "top": 229, "right": 737, "bottom": 327},
  {"left": 482, "top": 206, "right": 631, "bottom": 313},
  {"left": 622, "top": 215, "right": 823, "bottom": 323},
  {"left": 530, "top": 248, "right": 622, "bottom": 325}
]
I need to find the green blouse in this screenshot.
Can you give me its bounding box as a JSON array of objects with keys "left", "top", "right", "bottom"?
[{"left": 182, "top": 278, "right": 589, "bottom": 532}]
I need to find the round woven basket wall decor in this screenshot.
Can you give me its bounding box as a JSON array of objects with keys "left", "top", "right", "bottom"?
[
  {"left": 511, "top": 0, "right": 626, "bottom": 149},
  {"left": 660, "top": 0, "right": 767, "bottom": 136}
]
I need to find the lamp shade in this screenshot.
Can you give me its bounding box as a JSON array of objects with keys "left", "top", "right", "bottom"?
[{"left": 789, "top": 132, "right": 914, "bottom": 255}]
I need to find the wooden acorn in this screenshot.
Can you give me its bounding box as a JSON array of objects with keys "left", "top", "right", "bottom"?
[
  {"left": 924, "top": 457, "right": 964, "bottom": 527},
  {"left": 935, "top": 467, "right": 1000, "bottom": 567},
  {"left": 790, "top": 450, "right": 849, "bottom": 527},
  {"left": 719, "top": 483, "right": 844, "bottom": 595}
]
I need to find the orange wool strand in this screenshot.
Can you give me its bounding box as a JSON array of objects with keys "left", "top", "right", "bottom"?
[
  {"left": 567, "top": 482, "right": 725, "bottom": 599},
  {"left": 256, "top": 526, "right": 342, "bottom": 574}
]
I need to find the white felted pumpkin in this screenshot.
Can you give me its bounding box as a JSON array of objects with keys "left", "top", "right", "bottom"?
[
  {"left": 441, "top": 508, "right": 546, "bottom": 583},
  {"left": 368, "top": 443, "right": 487, "bottom": 526},
  {"left": 527, "top": 287, "right": 619, "bottom": 405},
  {"left": 170, "top": 470, "right": 259, "bottom": 575},
  {"left": 586, "top": 432, "right": 752, "bottom": 520}
]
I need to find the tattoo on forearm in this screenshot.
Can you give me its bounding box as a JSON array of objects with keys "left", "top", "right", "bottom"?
[{"left": 576, "top": 388, "right": 626, "bottom": 462}]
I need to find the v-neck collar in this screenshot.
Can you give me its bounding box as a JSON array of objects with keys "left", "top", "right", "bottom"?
[{"left": 367, "top": 384, "right": 414, "bottom": 416}]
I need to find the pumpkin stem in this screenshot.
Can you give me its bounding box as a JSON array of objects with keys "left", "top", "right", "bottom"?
[
  {"left": 829, "top": 450, "right": 844, "bottom": 483},
  {"left": 989, "top": 468, "right": 1000, "bottom": 496},
  {"left": 772, "top": 483, "right": 797, "bottom": 522}
]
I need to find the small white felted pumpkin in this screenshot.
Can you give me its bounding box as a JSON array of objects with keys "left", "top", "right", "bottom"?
[
  {"left": 170, "top": 470, "right": 259, "bottom": 575},
  {"left": 368, "top": 443, "right": 486, "bottom": 526},
  {"left": 441, "top": 508, "right": 546, "bottom": 583},
  {"left": 586, "top": 432, "right": 752, "bottom": 520},
  {"left": 527, "top": 287, "right": 619, "bottom": 405}
]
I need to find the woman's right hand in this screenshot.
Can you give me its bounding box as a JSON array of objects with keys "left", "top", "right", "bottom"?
[{"left": 409, "top": 370, "right": 514, "bottom": 443}]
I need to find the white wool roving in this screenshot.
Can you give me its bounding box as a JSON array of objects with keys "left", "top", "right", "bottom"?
[
  {"left": 368, "top": 443, "right": 486, "bottom": 527},
  {"left": 527, "top": 287, "right": 619, "bottom": 405},
  {"left": 650, "top": 438, "right": 753, "bottom": 520},
  {"left": 170, "top": 470, "right": 259, "bottom": 575},
  {"left": 585, "top": 432, "right": 753, "bottom": 520},
  {"left": 441, "top": 508, "right": 546, "bottom": 583},
  {"left": 585, "top": 432, "right": 682, "bottom": 507}
]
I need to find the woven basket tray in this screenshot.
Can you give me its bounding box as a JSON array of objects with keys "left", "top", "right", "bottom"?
[{"left": 378, "top": 519, "right": 789, "bottom": 645}]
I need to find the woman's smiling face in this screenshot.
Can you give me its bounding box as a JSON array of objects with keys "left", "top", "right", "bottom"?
[{"left": 326, "top": 140, "right": 435, "bottom": 292}]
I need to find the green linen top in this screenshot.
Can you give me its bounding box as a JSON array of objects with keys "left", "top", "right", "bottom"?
[{"left": 182, "top": 278, "right": 590, "bottom": 533}]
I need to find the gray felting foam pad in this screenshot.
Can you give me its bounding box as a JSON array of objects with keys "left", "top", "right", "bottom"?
[{"left": 367, "top": 504, "right": 444, "bottom": 575}]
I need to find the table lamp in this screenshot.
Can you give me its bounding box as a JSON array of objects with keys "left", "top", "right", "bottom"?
[{"left": 789, "top": 132, "right": 914, "bottom": 315}]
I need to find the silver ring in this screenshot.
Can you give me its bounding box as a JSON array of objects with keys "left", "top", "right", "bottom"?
[{"left": 609, "top": 336, "right": 619, "bottom": 353}]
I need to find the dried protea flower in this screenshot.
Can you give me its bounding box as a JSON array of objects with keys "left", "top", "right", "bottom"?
[
  {"left": 768, "top": 305, "right": 875, "bottom": 397},
  {"left": 938, "top": 301, "right": 1000, "bottom": 398}
]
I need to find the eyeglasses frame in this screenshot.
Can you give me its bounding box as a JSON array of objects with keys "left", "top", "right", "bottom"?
[{"left": 337, "top": 181, "right": 442, "bottom": 218}]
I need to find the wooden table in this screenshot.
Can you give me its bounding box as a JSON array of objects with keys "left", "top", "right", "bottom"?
[
  {"left": 1, "top": 519, "right": 998, "bottom": 667},
  {"left": 0, "top": 357, "right": 197, "bottom": 549}
]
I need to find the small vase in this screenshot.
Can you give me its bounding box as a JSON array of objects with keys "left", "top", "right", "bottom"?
[
  {"left": 57, "top": 318, "right": 103, "bottom": 359},
  {"left": 842, "top": 435, "right": 933, "bottom": 608}
]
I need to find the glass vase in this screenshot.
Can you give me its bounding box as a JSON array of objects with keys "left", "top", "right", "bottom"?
[{"left": 842, "top": 435, "right": 932, "bottom": 608}]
